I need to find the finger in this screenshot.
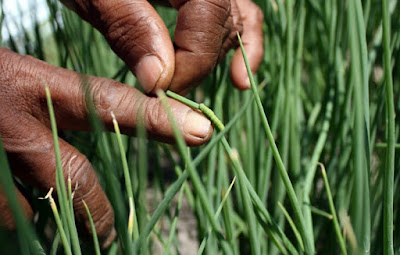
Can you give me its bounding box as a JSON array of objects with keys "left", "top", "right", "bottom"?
[
  {"left": 2, "top": 49, "right": 213, "bottom": 146},
  {"left": 168, "top": 0, "right": 232, "bottom": 93},
  {"left": 4, "top": 120, "right": 116, "bottom": 248},
  {"left": 230, "top": 0, "right": 264, "bottom": 90},
  {"left": 218, "top": 0, "right": 243, "bottom": 63},
  {"left": 89, "top": 82, "right": 214, "bottom": 145},
  {"left": 60, "top": 0, "right": 175, "bottom": 93},
  {"left": 0, "top": 186, "right": 33, "bottom": 230}
]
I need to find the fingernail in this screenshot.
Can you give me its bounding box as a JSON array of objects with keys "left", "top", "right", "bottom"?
[
  {"left": 184, "top": 111, "right": 212, "bottom": 139},
  {"left": 136, "top": 55, "right": 163, "bottom": 93}
]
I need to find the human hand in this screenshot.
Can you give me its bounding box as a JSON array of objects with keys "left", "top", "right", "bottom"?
[
  {"left": 0, "top": 48, "right": 213, "bottom": 248},
  {"left": 60, "top": 0, "right": 264, "bottom": 94}
]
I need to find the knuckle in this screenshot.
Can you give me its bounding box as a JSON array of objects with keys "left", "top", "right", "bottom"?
[
  {"left": 90, "top": 79, "right": 110, "bottom": 114},
  {"left": 90, "top": 78, "right": 119, "bottom": 113},
  {"left": 90, "top": 78, "right": 138, "bottom": 122}
]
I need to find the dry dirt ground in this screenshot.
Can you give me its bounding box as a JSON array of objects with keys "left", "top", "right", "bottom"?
[{"left": 147, "top": 188, "right": 199, "bottom": 255}]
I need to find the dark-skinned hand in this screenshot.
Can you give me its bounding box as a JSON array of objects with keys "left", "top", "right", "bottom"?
[{"left": 0, "top": 0, "right": 264, "bottom": 249}]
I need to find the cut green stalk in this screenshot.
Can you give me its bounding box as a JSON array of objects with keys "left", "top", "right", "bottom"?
[
  {"left": 166, "top": 90, "right": 199, "bottom": 109},
  {"left": 381, "top": 0, "right": 395, "bottom": 254},
  {"left": 111, "top": 112, "right": 139, "bottom": 240},
  {"left": 236, "top": 33, "right": 314, "bottom": 254},
  {"left": 45, "top": 86, "right": 81, "bottom": 255},
  {"left": 82, "top": 200, "right": 101, "bottom": 255},
  {"left": 40, "top": 188, "right": 72, "bottom": 255},
  {"left": 318, "top": 163, "right": 347, "bottom": 255},
  {"left": 166, "top": 91, "right": 225, "bottom": 130},
  {"left": 199, "top": 103, "right": 225, "bottom": 130}
]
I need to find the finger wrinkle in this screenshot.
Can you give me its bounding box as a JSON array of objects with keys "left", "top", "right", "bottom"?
[
  {"left": 190, "top": 5, "right": 228, "bottom": 28},
  {"left": 178, "top": 48, "right": 219, "bottom": 62},
  {"left": 145, "top": 97, "right": 168, "bottom": 136},
  {"left": 175, "top": 27, "right": 226, "bottom": 54},
  {"left": 176, "top": 2, "right": 229, "bottom": 31},
  {"left": 202, "top": 0, "right": 231, "bottom": 16},
  {"left": 177, "top": 37, "right": 222, "bottom": 55},
  {"left": 111, "top": 86, "right": 131, "bottom": 115},
  {"left": 90, "top": 79, "right": 140, "bottom": 126},
  {"left": 106, "top": 10, "right": 144, "bottom": 41},
  {"left": 90, "top": 79, "right": 114, "bottom": 113},
  {"left": 61, "top": 151, "right": 89, "bottom": 184},
  {"left": 107, "top": 18, "right": 147, "bottom": 55}
]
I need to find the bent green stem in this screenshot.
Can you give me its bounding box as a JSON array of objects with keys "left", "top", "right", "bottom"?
[{"left": 236, "top": 33, "right": 314, "bottom": 254}]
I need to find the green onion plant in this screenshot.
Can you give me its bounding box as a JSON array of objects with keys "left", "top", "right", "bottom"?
[{"left": 1, "top": 1, "right": 399, "bottom": 254}]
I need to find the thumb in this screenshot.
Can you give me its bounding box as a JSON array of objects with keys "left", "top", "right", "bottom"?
[{"left": 61, "top": 0, "right": 175, "bottom": 93}]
